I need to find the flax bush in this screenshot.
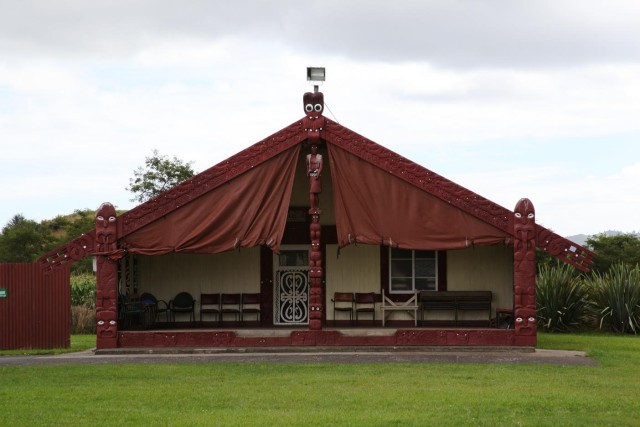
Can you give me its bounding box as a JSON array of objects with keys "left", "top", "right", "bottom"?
[
  {"left": 70, "top": 273, "right": 96, "bottom": 334},
  {"left": 587, "top": 262, "right": 640, "bottom": 334},
  {"left": 536, "top": 262, "right": 592, "bottom": 332}
]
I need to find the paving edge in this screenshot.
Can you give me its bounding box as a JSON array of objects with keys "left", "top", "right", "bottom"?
[{"left": 95, "top": 345, "right": 536, "bottom": 355}]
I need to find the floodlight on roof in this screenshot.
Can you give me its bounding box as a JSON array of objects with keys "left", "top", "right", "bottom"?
[{"left": 306, "top": 67, "right": 325, "bottom": 82}]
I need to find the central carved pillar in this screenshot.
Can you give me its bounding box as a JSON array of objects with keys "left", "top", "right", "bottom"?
[{"left": 303, "top": 91, "right": 325, "bottom": 330}]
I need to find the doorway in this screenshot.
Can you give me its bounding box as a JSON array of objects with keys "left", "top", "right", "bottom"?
[{"left": 273, "top": 246, "right": 309, "bottom": 325}]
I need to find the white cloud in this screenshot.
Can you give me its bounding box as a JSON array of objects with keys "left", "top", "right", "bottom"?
[{"left": 1, "top": 2, "right": 639, "bottom": 237}]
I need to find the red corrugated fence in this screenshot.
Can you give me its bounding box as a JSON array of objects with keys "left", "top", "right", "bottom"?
[{"left": 0, "top": 263, "right": 70, "bottom": 350}]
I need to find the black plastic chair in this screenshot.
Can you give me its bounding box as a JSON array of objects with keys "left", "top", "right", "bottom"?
[
  {"left": 169, "top": 292, "right": 196, "bottom": 323},
  {"left": 140, "top": 292, "right": 170, "bottom": 323},
  {"left": 118, "top": 294, "right": 145, "bottom": 329}
]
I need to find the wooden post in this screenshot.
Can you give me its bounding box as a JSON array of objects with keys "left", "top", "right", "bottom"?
[
  {"left": 303, "top": 91, "right": 326, "bottom": 330},
  {"left": 95, "top": 202, "right": 119, "bottom": 349},
  {"left": 513, "top": 198, "right": 537, "bottom": 346}
]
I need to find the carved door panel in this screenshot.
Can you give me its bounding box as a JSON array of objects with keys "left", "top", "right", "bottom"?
[{"left": 274, "top": 247, "right": 309, "bottom": 325}]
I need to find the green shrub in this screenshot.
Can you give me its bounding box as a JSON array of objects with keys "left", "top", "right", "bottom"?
[
  {"left": 70, "top": 273, "right": 96, "bottom": 333},
  {"left": 70, "top": 273, "right": 96, "bottom": 308},
  {"left": 71, "top": 303, "right": 96, "bottom": 334},
  {"left": 536, "top": 262, "right": 593, "bottom": 332},
  {"left": 587, "top": 262, "right": 640, "bottom": 334}
]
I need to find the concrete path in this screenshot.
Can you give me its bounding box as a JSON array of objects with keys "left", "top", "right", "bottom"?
[{"left": 0, "top": 347, "right": 598, "bottom": 367}]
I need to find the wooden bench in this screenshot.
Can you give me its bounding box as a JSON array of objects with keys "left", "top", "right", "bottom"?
[
  {"left": 420, "top": 291, "right": 492, "bottom": 326},
  {"left": 380, "top": 290, "right": 419, "bottom": 327}
]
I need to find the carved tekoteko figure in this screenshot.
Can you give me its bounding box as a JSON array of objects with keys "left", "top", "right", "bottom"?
[
  {"left": 306, "top": 145, "right": 323, "bottom": 214},
  {"left": 303, "top": 91, "right": 325, "bottom": 145},
  {"left": 513, "top": 198, "right": 537, "bottom": 343},
  {"left": 95, "top": 202, "right": 118, "bottom": 254}
]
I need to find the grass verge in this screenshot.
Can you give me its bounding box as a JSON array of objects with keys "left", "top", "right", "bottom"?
[
  {"left": 0, "top": 335, "right": 95, "bottom": 356},
  {"left": 0, "top": 333, "right": 638, "bottom": 426}
]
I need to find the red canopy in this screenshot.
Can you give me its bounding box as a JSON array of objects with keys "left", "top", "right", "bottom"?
[
  {"left": 122, "top": 145, "right": 301, "bottom": 255},
  {"left": 328, "top": 143, "right": 511, "bottom": 250}
]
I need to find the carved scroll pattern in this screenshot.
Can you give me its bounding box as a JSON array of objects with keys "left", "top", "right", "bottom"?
[
  {"left": 38, "top": 230, "right": 96, "bottom": 273},
  {"left": 536, "top": 225, "right": 595, "bottom": 272}
]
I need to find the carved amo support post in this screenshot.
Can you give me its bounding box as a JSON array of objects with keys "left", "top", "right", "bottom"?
[
  {"left": 304, "top": 91, "right": 326, "bottom": 330},
  {"left": 513, "top": 198, "right": 537, "bottom": 346},
  {"left": 95, "top": 202, "right": 119, "bottom": 349}
]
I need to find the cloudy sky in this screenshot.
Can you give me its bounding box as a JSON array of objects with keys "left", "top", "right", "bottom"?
[{"left": 1, "top": 1, "right": 639, "bottom": 238}]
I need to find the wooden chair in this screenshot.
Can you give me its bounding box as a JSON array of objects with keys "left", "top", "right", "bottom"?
[
  {"left": 354, "top": 292, "right": 376, "bottom": 324},
  {"left": 221, "top": 293, "right": 241, "bottom": 323},
  {"left": 380, "top": 289, "right": 419, "bottom": 327},
  {"left": 332, "top": 292, "right": 354, "bottom": 325},
  {"left": 199, "top": 293, "right": 221, "bottom": 323},
  {"left": 241, "top": 293, "right": 261, "bottom": 323}
]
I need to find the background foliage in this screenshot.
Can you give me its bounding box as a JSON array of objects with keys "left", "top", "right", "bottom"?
[
  {"left": 126, "top": 149, "right": 196, "bottom": 203},
  {"left": 536, "top": 261, "right": 592, "bottom": 332}
]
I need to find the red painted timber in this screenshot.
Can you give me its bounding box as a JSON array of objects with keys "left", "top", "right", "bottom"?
[
  {"left": 0, "top": 263, "right": 70, "bottom": 350},
  {"left": 117, "top": 329, "right": 517, "bottom": 348}
]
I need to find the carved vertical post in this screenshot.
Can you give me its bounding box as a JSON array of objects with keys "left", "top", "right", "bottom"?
[
  {"left": 95, "top": 202, "right": 119, "bottom": 349},
  {"left": 304, "top": 91, "right": 326, "bottom": 330},
  {"left": 513, "top": 198, "right": 537, "bottom": 346}
]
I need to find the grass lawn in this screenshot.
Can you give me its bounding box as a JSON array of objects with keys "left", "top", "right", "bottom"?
[
  {"left": 0, "top": 335, "right": 96, "bottom": 356},
  {"left": 1, "top": 333, "right": 639, "bottom": 426}
]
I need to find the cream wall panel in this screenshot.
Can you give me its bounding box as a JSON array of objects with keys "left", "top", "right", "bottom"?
[
  {"left": 136, "top": 248, "right": 261, "bottom": 303},
  {"left": 442, "top": 244, "right": 513, "bottom": 322},
  {"left": 325, "top": 244, "right": 380, "bottom": 320}
]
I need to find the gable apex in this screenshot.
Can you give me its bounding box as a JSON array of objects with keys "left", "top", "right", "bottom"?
[{"left": 38, "top": 94, "right": 595, "bottom": 272}]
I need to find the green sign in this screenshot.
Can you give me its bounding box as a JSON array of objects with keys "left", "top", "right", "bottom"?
[{"left": 0, "top": 288, "right": 7, "bottom": 298}]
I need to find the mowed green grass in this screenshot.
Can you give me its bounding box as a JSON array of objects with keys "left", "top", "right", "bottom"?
[{"left": 1, "top": 333, "right": 639, "bottom": 426}]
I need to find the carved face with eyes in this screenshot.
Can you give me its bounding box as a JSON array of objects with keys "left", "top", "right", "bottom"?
[
  {"left": 303, "top": 92, "right": 324, "bottom": 117},
  {"left": 514, "top": 307, "right": 537, "bottom": 336},
  {"left": 96, "top": 202, "right": 117, "bottom": 227},
  {"left": 95, "top": 202, "right": 117, "bottom": 252},
  {"left": 514, "top": 198, "right": 535, "bottom": 225},
  {"left": 96, "top": 310, "right": 117, "bottom": 339}
]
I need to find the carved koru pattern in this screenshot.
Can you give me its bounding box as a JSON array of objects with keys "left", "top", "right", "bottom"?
[
  {"left": 120, "top": 120, "right": 305, "bottom": 236},
  {"left": 275, "top": 270, "right": 309, "bottom": 324}
]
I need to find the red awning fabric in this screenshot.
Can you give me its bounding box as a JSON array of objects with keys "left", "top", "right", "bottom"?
[
  {"left": 328, "top": 143, "right": 511, "bottom": 250},
  {"left": 122, "top": 145, "right": 301, "bottom": 255}
]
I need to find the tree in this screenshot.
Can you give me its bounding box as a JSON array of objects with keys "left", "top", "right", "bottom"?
[
  {"left": 126, "top": 149, "right": 196, "bottom": 203},
  {"left": 586, "top": 233, "right": 640, "bottom": 274},
  {"left": 0, "top": 214, "right": 55, "bottom": 262}
]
